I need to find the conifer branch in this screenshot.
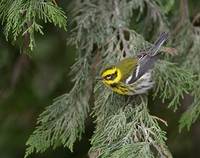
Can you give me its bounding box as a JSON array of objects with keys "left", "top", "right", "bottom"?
[
  {"left": 22, "top": 0, "right": 200, "bottom": 157},
  {"left": 153, "top": 60, "right": 194, "bottom": 111},
  {"left": 25, "top": 55, "right": 93, "bottom": 157},
  {"left": 0, "top": 0, "right": 67, "bottom": 51}
]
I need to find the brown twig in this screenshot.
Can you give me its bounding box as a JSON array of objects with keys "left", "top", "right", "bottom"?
[
  {"left": 180, "top": 0, "right": 189, "bottom": 21},
  {"left": 52, "top": 0, "right": 58, "bottom": 6},
  {"left": 161, "top": 47, "right": 178, "bottom": 56},
  {"left": 10, "top": 54, "right": 30, "bottom": 88},
  {"left": 88, "top": 150, "right": 100, "bottom": 158},
  {"left": 151, "top": 140, "right": 173, "bottom": 158},
  {"left": 0, "top": 10, "right": 31, "bottom": 99},
  {"left": 119, "top": 28, "right": 130, "bottom": 57},
  {"left": 151, "top": 115, "right": 168, "bottom": 126},
  {"left": 192, "top": 12, "right": 200, "bottom": 25},
  {"left": 0, "top": 53, "right": 30, "bottom": 100},
  {"left": 173, "top": 0, "right": 190, "bottom": 35},
  {"left": 113, "top": 0, "right": 130, "bottom": 57},
  {"left": 23, "top": 25, "right": 31, "bottom": 53}
]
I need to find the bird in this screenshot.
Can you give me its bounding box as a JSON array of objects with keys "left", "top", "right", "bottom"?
[{"left": 99, "top": 32, "right": 169, "bottom": 95}]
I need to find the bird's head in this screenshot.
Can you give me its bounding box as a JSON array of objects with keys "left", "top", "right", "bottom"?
[{"left": 100, "top": 67, "right": 122, "bottom": 85}]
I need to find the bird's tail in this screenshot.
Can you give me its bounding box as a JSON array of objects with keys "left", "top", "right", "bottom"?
[{"left": 148, "top": 32, "right": 169, "bottom": 56}]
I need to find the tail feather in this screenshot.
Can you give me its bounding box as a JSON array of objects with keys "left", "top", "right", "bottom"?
[{"left": 148, "top": 32, "right": 169, "bottom": 56}]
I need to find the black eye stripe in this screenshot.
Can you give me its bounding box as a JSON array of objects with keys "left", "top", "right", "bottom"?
[
  {"left": 104, "top": 71, "right": 118, "bottom": 80},
  {"left": 104, "top": 75, "right": 111, "bottom": 80}
]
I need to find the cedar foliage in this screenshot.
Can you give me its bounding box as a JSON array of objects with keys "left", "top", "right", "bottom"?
[
  {"left": 0, "top": 0, "right": 67, "bottom": 50},
  {"left": 0, "top": 0, "right": 200, "bottom": 158}
]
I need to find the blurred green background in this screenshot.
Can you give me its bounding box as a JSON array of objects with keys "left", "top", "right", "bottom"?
[{"left": 0, "top": 0, "right": 200, "bottom": 158}]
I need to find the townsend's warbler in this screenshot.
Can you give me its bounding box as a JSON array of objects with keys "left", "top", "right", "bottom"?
[{"left": 100, "top": 32, "right": 169, "bottom": 95}]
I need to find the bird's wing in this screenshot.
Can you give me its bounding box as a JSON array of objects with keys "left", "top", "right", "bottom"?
[
  {"left": 126, "top": 55, "right": 158, "bottom": 84},
  {"left": 126, "top": 32, "right": 168, "bottom": 84}
]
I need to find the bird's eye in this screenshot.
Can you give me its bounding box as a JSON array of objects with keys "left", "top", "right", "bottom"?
[
  {"left": 104, "top": 71, "right": 118, "bottom": 81},
  {"left": 105, "top": 75, "right": 112, "bottom": 80}
]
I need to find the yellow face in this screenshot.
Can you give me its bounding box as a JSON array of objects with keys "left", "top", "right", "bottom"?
[
  {"left": 101, "top": 67, "right": 122, "bottom": 85},
  {"left": 100, "top": 67, "right": 129, "bottom": 95}
]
